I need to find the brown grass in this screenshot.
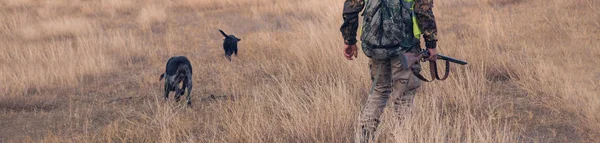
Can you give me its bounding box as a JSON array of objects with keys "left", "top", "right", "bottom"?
[{"left": 1, "top": 0, "right": 599, "bottom": 142}]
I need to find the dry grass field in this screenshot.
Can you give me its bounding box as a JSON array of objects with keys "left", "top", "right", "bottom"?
[{"left": 1, "top": 0, "right": 599, "bottom": 142}]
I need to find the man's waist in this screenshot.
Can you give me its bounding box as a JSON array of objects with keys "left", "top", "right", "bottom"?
[{"left": 362, "top": 42, "right": 420, "bottom": 51}]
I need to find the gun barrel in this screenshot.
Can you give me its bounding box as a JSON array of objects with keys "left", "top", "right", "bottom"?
[
  {"left": 437, "top": 54, "right": 468, "bottom": 65},
  {"left": 421, "top": 50, "right": 468, "bottom": 65}
]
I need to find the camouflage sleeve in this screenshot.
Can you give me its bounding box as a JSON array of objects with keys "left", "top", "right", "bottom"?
[
  {"left": 415, "top": 0, "right": 438, "bottom": 49},
  {"left": 340, "top": 0, "right": 364, "bottom": 45}
]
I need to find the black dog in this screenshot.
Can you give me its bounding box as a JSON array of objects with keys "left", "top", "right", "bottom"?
[
  {"left": 219, "top": 29, "right": 241, "bottom": 61},
  {"left": 159, "top": 56, "right": 193, "bottom": 106}
]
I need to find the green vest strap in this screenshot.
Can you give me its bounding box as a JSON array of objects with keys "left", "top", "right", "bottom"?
[{"left": 408, "top": 0, "right": 422, "bottom": 39}]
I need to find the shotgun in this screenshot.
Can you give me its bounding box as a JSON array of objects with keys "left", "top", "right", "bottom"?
[{"left": 413, "top": 49, "right": 468, "bottom": 82}]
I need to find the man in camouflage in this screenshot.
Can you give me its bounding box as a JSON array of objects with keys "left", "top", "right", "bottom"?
[{"left": 340, "top": 0, "right": 438, "bottom": 142}]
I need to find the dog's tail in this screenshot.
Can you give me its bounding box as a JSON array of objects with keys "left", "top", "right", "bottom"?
[
  {"left": 159, "top": 73, "right": 165, "bottom": 81},
  {"left": 218, "top": 29, "right": 228, "bottom": 37}
]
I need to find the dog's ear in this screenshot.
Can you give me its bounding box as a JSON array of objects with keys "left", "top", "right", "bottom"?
[
  {"left": 231, "top": 35, "right": 241, "bottom": 41},
  {"left": 218, "top": 29, "right": 228, "bottom": 37},
  {"left": 159, "top": 73, "right": 165, "bottom": 81}
]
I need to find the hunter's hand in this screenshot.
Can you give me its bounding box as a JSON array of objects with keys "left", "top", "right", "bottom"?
[
  {"left": 427, "top": 48, "right": 438, "bottom": 61},
  {"left": 344, "top": 44, "right": 358, "bottom": 60}
]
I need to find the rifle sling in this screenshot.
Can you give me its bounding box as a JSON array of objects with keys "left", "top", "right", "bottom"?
[{"left": 413, "top": 60, "right": 451, "bottom": 82}]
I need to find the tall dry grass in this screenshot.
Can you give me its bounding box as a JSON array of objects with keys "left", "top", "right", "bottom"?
[{"left": 0, "top": 0, "right": 599, "bottom": 142}]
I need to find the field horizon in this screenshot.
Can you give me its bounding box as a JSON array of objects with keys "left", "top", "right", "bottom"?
[{"left": 1, "top": 0, "right": 599, "bottom": 142}]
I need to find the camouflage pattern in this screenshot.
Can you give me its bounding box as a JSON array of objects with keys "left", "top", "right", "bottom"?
[
  {"left": 361, "top": 42, "right": 407, "bottom": 61},
  {"left": 414, "top": 0, "right": 438, "bottom": 48},
  {"left": 340, "top": 0, "right": 438, "bottom": 49},
  {"left": 340, "top": 0, "right": 364, "bottom": 45},
  {"left": 356, "top": 50, "right": 422, "bottom": 143},
  {"left": 360, "top": 0, "right": 416, "bottom": 49}
]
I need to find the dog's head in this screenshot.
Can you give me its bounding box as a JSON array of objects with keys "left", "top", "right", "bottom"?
[
  {"left": 219, "top": 29, "right": 241, "bottom": 43},
  {"left": 160, "top": 73, "right": 182, "bottom": 86},
  {"left": 167, "top": 74, "right": 181, "bottom": 86}
]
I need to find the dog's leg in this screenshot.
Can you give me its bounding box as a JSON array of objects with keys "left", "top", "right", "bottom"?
[
  {"left": 174, "top": 85, "right": 182, "bottom": 102},
  {"left": 175, "top": 81, "right": 185, "bottom": 102},
  {"left": 163, "top": 81, "right": 170, "bottom": 100},
  {"left": 178, "top": 88, "right": 185, "bottom": 96},
  {"left": 185, "top": 76, "right": 193, "bottom": 107}
]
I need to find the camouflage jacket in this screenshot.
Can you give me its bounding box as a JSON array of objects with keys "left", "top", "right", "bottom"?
[{"left": 340, "top": 0, "right": 438, "bottom": 49}]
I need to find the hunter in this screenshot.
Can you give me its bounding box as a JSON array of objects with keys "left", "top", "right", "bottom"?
[{"left": 340, "top": 0, "right": 438, "bottom": 142}]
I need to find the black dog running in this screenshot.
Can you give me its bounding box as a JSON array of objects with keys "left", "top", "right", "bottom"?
[
  {"left": 159, "top": 56, "right": 193, "bottom": 106},
  {"left": 219, "top": 29, "right": 241, "bottom": 61}
]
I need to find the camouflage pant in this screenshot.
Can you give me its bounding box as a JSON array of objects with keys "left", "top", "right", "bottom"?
[{"left": 357, "top": 49, "right": 422, "bottom": 143}]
